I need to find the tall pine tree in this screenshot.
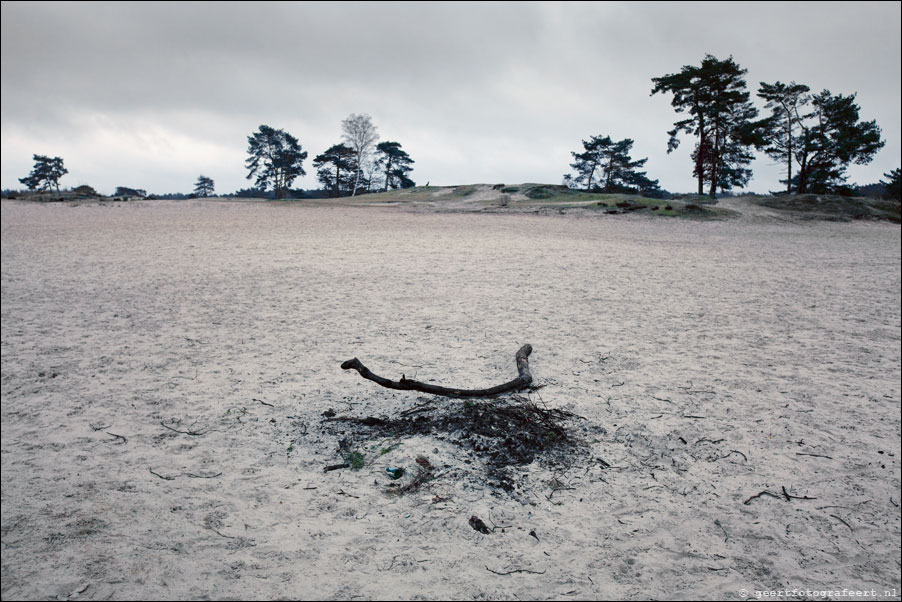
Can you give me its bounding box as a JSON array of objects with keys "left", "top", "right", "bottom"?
[
  {"left": 651, "top": 54, "right": 761, "bottom": 197},
  {"left": 758, "top": 83, "right": 883, "bottom": 194},
  {"left": 313, "top": 144, "right": 357, "bottom": 197},
  {"left": 757, "top": 81, "right": 811, "bottom": 193},
  {"left": 793, "top": 91, "right": 884, "bottom": 194},
  {"left": 245, "top": 125, "right": 307, "bottom": 199},
  {"left": 374, "top": 141, "right": 415, "bottom": 191}
]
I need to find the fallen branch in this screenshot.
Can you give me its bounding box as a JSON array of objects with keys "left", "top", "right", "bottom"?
[
  {"left": 829, "top": 514, "right": 854, "bottom": 532},
  {"left": 743, "top": 490, "right": 782, "bottom": 505},
  {"left": 184, "top": 471, "right": 222, "bottom": 479},
  {"left": 341, "top": 344, "right": 533, "bottom": 398},
  {"left": 485, "top": 565, "right": 546, "bottom": 575},
  {"left": 714, "top": 450, "right": 748, "bottom": 462},
  {"left": 782, "top": 485, "right": 817, "bottom": 501},
  {"left": 148, "top": 468, "right": 176, "bottom": 480},
  {"left": 105, "top": 432, "right": 127, "bottom": 445}
]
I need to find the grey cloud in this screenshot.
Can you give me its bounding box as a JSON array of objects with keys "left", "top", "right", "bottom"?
[{"left": 2, "top": 1, "right": 899, "bottom": 194}]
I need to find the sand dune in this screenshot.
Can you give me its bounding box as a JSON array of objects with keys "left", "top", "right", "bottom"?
[{"left": 1, "top": 199, "right": 899, "bottom": 600}]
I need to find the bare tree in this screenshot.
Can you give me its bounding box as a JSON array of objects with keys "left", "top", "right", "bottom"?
[{"left": 341, "top": 113, "right": 379, "bottom": 196}]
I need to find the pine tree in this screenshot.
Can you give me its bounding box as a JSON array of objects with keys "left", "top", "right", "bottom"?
[
  {"left": 19, "top": 154, "right": 67, "bottom": 192},
  {"left": 313, "top": 144, "right": 357, "bottom": 197},
  {"left": 374, "top": 141, "right": 415, "bottom": 191},
  {"left": 245, "top": 125, "right": 308, "bottom": 199},
  {"left": 651, "top": 54, "right": 761, "bottom": 197},
  {"left": 757, "top": 81, "right": 811, "bottom": 193},
  {"left": 566, "top": 135, "right": 659, "bottom": 194},
  {"left": 793, "top": 91, "right": 884, "bottom": 194},
  {"left": 193, "top": 175, "right": 215, "bottom": 197},
  {"left": 881, "top": 168, "right": 901, "bottom": 200}
]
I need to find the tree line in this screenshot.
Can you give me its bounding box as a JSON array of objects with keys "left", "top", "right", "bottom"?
[
  {"left": 565, "top": 54, "right": 889, "bottom": 198},
  {"left": 15, "top": 113, "right": 417, "bottom": 201},
  {"left": 13, "top": 55, "right": 899, "bottom": 200},
  {"left": 642, "top": 54, "right": 885, "bottom": 197},
  {"left": 245, "top": 113, "right": 415, "bottom": 199}
]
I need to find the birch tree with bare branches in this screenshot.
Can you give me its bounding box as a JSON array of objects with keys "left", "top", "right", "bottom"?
[{"left": 341, "top": 113, "right": 379, "bottom": 196}]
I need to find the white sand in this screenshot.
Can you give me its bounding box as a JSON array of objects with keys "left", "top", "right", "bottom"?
[{"left": 1, "top": 199, "right": 900, "bottom": 600}]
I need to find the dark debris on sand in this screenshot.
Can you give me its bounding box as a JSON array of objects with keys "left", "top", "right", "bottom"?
[{"left": 320, "top": 396, "right": 591, "bottom": 491}]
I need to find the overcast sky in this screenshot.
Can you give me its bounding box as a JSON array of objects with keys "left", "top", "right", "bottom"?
[{"left": 2, "top": 1, "right": 900, "bottom": 195}]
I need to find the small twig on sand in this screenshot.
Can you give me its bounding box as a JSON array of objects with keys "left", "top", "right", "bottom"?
[
  {"left": 829, "top": 514, "right": 854, "bottom": 532},
  {"left": 160, "top": 420, "right": 211, "bottom": 436},
  {"left": 782, "top": 486, "right": 816, "bottom": 501},
  {"left": 743, "top": 490, "right": 782, "bottom": 505},
  {"left": 253, "top": 398, "right": 274, "bottom": 407},
  {"left": 796, "top": 452, "right": 833, "bottom": 459},
  {"left": 89, "top": 423, "right": 111, "bottom": 431},
  {"left": 399, "top": 400, "right": 436, "bottom": 417},
  {"left": 324, "top": 463, "right": 350, "bottom": 472},
  {"left": 714, "top": 519, "right": 729, "bottom": 542},
  {"left": 696, "top": 438, "right": 725, "bottom": 445},
  {"left": 148, "top": 468, "right": 176, "bottom": 480},
  {"left": 205, "top": 527, "right": 236, "bottom": 539},
  {"left": 714, "top": 450, "right": 747, "bottom": 462},
  {"left": 485, "top": 566, "right": 546, "bottom": 575},
  {"left": 184, "top": 472, "right": 222, "bottom": 479},
  {"left": 105, "top": 432, "right": 127, "bottom": 444}
]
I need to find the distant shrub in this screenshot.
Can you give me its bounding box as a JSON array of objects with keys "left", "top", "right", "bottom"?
[
  {"left": 525, "top": 186, "right": 557, "bottom": 199},
  {"left": 72, "top": 184, "right": 99, "bottom": 196}
]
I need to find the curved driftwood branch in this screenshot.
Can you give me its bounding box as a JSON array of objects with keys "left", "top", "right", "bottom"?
[{"left": 341, "top": 344, "right": 533, "bottom": 398}]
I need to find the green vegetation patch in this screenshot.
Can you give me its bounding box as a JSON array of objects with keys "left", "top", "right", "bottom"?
[
  {"left": 524, "top": 184, "right": 572, "bottom": 199},
  {"left": 752, "top": 194, "right": 901, "bottom": 222},
  {"left": 454, "top": 185, "right": 479, "bottom": 197}
]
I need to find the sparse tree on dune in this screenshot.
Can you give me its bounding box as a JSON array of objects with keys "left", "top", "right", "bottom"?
[
  {"left": 758, "top": 82, "right": 884, "bottom": 194},
  {"left": 19, "top": 154, "right": 67, "bottom": 192},
  {"left": 374, "top": 141, "right": 415, "bottom": 191},
  {"left": 193, "top": 174, "right": 215, "bottom": 197},
  {"left": 757, "top": 81, "right": 811, "bottom": 194},
  {"left": 791, "top": 90, "right": 884, "bottom": 194},
  {"left": 566, "top": 135, "right": 659, "bottom": 195},
  {"left": 651, "top": 54, "right": 763, "bottom": 197},
  {"left": 246, "top": 125, "right": 308, "bottom": 199},
  {"left": 313, "top": 143, "right": 357, "bottom": 197},
  {"left": 341, "top": 113, "right": 379, "bottom": 196}
]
